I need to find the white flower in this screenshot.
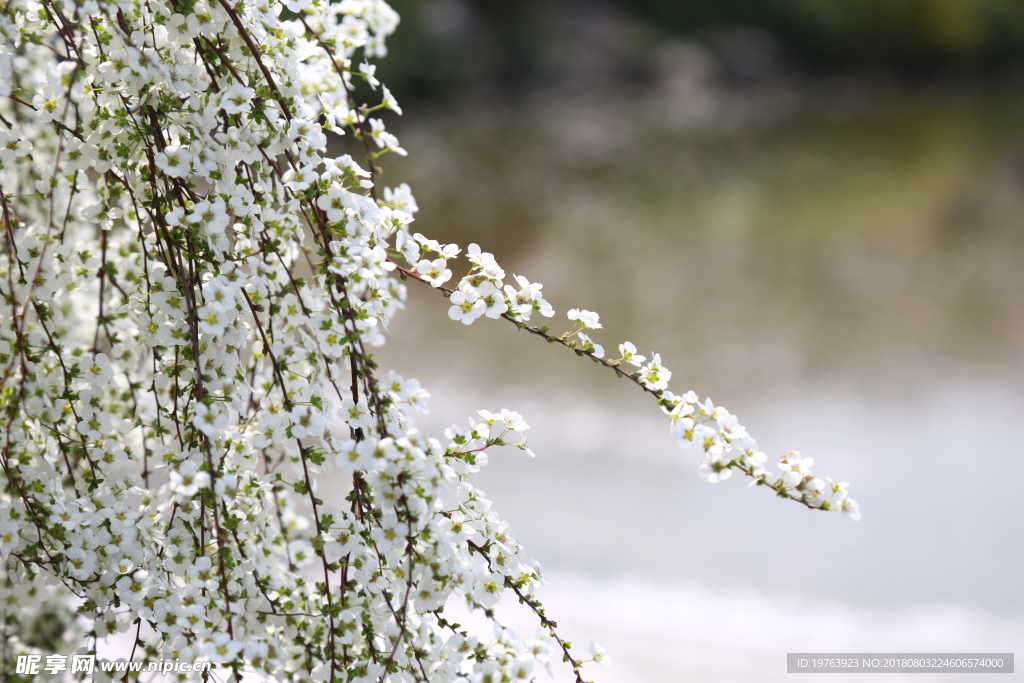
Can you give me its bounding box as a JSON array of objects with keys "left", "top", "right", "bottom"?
[
  {"left": 415, "top": 258, "right": 451, "bottom": 288},
  {"left": 384, "top": 183, "right": 418, "bottom": 216},
  {"left": 220, "top": 83, "right": 254, "bottom": 114},
  {"left": 82, "top": 353, "right": 114, "bottom": 387},
  {"left": 841, "top": 497, "right": 862, "bottom": 521},
  {"left": 504, "top": 274, "right": 553, "bottom": 321},
  {"left": 448, "top": 288, "right": 486, "bottom": 325},
  {"left": 0, "top": 129, "right": 32, "bottom": 166},
  {"left": 800, "top": 476, "right": 828, "bottom": 507},
  {"left": 311, "top": 663, "right": 330, "bottom": 682},
  {"left": 203, "top": 632, "right": 243, "bottom": 662},
  {"left": 618, "top": 341, "right": 646, "bottom": 367},
  {"left": 477, "top": 408, "right": 530, "bottom": 442},
  {"left": 339, "top": 398, "right": 375, "bottom": 431},
  {"left": 439, "top": 512, "right": 478, "bottom": 541},
  {"left": 359, "top": 61, "right": 380, "bottom": 89},
  {"left": 827, "top": 477, "right": 851, "bottom": 501},
  {"left": 567, "top": 308, "right": 601, "bottom": 329},
  {"left": 742, "top": 448, "right": 769, "bottom": 478},
  {"left": 317, "top": 185, "right": 349, "bottom": 223},
  {"left": 153, "top": 145, "right": 192, "bottom": 177},
  {"left": 369, "top": 510, "right": 409, "bottom": 554},
  {"left": 577, "top": 333, "right": 604, "bottom": 358},
  {"left": 368, "top": 117, "right": 406, "bottom": 155},
  {"left": 381, "top": 85, "right": 401, "bottom": 114},
  {"left": 191, "top": 402, "right": 228, "bottom": 438},
  {"left": 778, "top": 450, "right": 813, "bottom": 487},
  {"left": 284, "top": 164, "right": 320, "bottom": 192},
  {"left": 472, "top": 572, "right": 505, "bottom": 607},
  {"left": 477, "top": 280, "right": 506, "bottom": 319},
  {"left": 290, "top": 406, "right": 326, "bottom": 439},
  {"left": 465, "top": 243, "right": 504, "bottom": 279},
  {"left": 638, "top": 353, "right": 672, "bottom": 391},
  {"left": 288, "top": 117, "right": 327, "bottom": 151},
  {"left": 698, "top": 454, "right": 733, "bottom": 483},
  {"left": 80, "top": 203, "right": 123, "bottom": 231},
  {"left": 187, "top": 197, "right": 230, "bottom": 234},
  {"left": 197, "top": 302, "right": 229, "bottom": 336},
  {"left": 589, "top": 642, "right": 612, "bottom": 668},
  {"left": 169, "top": 460, "right": 209, "bottom": 499}
]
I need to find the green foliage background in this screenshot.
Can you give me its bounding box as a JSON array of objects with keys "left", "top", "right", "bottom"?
[
  {"left": 631, "top": 0, "right": 1024, "bottom": 66},
  {"left": 378, "top": 0, "right": 1024, "bottom": 101}
]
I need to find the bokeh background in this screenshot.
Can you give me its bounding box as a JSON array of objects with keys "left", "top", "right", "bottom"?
[{"left": 365, "top": 1, "right": 1024, "bottom": 680}]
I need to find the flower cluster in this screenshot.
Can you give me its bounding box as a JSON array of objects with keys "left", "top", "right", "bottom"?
[
  {"left": 0, "top": 0, "right": 856, "bottom": 680},
  {"left": 425, "top": 256, "right": 861, "bottom": 519},
  {"left": 442, "top": 244, "right": 553, "bottom": 325}
]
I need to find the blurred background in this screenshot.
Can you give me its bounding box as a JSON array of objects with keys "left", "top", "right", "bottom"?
[{"left": 367, "top": 1, "right": 1024, "bottom": 680}]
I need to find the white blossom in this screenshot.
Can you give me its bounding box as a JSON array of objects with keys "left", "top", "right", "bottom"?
[
  {"left": 568, "top": 308, "right": 602, "bottom": 329},
  {"left": 0, "top": 3, "right": 857, "bottom": 681},
  {"left": 618, "top": 341, "right": 646, "bottom": 367}
]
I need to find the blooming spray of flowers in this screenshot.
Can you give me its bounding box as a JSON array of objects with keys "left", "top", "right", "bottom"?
[{"left": 0, "top": 0, "right": 859, "bottom": 680}]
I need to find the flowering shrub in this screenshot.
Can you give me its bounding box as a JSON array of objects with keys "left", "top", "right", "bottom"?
[{"left": 0, "top": 0, "right": 859, "bottom": 680}]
